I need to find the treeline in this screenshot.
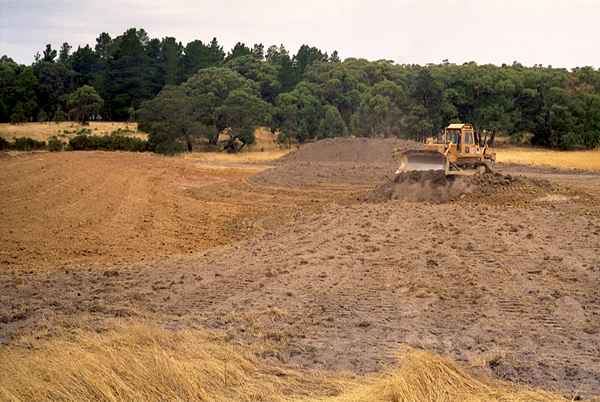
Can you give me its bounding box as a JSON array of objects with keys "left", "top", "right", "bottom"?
[
  {"left": 0, "top": 28, "right": 335, "bottom": 123},
  {"left": 3, "top": 27, "right": 600, "bottom": 150}
]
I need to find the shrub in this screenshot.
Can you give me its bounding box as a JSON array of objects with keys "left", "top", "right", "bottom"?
[
  {"left": 53, "top": 108, "right": 66, "bottom": 123},
  {"left": 0, "top": 137, "right": 9, "bottom": 150},
  {"left": 37, "top": 110, "right": 49, "bottom": 122},
  {"left": 76, "top": 128, "right": 92, "bottom": 136},
  {"left": 12, "top": 137, "right": 46, "bottom": 151},
  {"left": 68, "top": 134, "right": 148, "bottom": 152},
  {"left": 48, "top": 136, "right": 65, "bottom": 152},
  {"left": 153, "top": 140, "right": 186, "bottom": 155}
]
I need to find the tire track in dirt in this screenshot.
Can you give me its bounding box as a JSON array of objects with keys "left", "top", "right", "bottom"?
[{"left": 3, "top": 141, "right": 600, "bottom": 397}]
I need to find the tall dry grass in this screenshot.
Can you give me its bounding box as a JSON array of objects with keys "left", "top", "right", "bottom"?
[
  {"left": 320, "top": 350, "right": 569, "bottom": 402},
  {"left": 0, "top": 324, "right": 582, "bottom": 402},
  {"left": 0, "top": 122, "right": 148, "bottom": 142},
  {"left": 497, "top": 147, "right": 600, "bottom": 171}
]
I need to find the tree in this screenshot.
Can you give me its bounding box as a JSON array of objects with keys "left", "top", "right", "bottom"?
[
  {"left": 59, "top": 42, "right": 72, "bottom": 64},
  {"left": 217, "top": 88, "right": 272, "bottom": 151},
  {"left": 226, "top": 42, "right": 252, "bottom": 62},
  {"left": 252, "top": 43, "right": 265, "bottom": 60},
  {"left": 10, "top": 102, "right": 27, "bottom": 123},
  {"left": 266, "top": 45, "right": 295, "bottom": 92},
  {"left": 293, "top": 45, "right": 328, "bottom": 81},
  {"left": 94, "top": 32, "right": 113, "bottom": 60},
  {"left": 33, "top": 60, "right": 74, "bottom": 118},
  {"left": 53, "top": 106, "right": 66, "bottom": 122},
  {"left": 160, "top": 37, "right": 183, "bottom": 85},
  {"left": 319, "top": 105, "right": 347, "bottom": 138},
  {"left": 207, "top": 38, "right": 225, "bottom": 66},
  {"left": 182, "top": 40, "right": 209, "bottom": 79},
  {"left": 71, "top": 45, "right": 100, "bottom": 86},
  {"left": 105, "top": 28, "right": 155, "bottom": 120},
  {"left": 139, "top": 67, "right": 262, "bottom": 152},
  {"left": 409, "top": 68, "right": 445, "bottom": 136},
  {"left": 182, "top": 67, "right": 259, "bottom": 144},
  {"left": 67, "top": 85, "right": 104, "bottom": 124},
  {"left": 330, "top": 50, "right": 341, "bottom": 63},
  {"left": 42, "top": 44, "right": 57, "bottom": 63},
  {"left": 226, "top": 55, "right": 281, "bottom": 102},
  {"left": 138, "top": 85, "right": 206, "bottom": 153},
  {"left": 353, "top": 80, "right": 406, "bottom": 136},
  {"left": 274, "top": 82, "right": 322, "bottom": 143}
]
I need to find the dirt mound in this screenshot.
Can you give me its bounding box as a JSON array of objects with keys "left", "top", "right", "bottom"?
[
  {"left": 252, "top": 137, "right": 421, "bottom": 188},
  {"left": 281, "top": 137, "right": 420, "bottom": 164},
  {"left": 367, "top": 171, "right": 561, "bottom": 204}
]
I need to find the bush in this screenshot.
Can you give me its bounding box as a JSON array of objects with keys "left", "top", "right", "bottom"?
[
  {"left": 53, "top": 108, "right": 67, "bottom": 123},
  {"left": 48, "top": 136, "right": 65, "bottom": 152},
  {"left": 0, "top": 137, "right": 9, "bottom": 150},
  {"left": 12, "top": 137, "right": 46, "bottom": 151},
  {"left": 152, "top": 139, "right": 186, "bottom": 155},
  {"left": 510, "top": 132, "right": 534, "bottom": 145},
  {"left": 37, "top": 110, "right": 49, "bottom": 122},
  {"left": 68, "top": 134, "right": 148, "bottom": 152}
]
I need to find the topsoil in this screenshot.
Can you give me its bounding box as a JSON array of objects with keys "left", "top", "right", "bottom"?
[
  {"left": 366, "top": 170, "right": 566, "bottom": 204},
  {"left": 1, "top": 138, "right": 600, "bottom": 399}
]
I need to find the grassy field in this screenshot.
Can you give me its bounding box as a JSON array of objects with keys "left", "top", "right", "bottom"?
[
  {"left": 0, "top": 122, "right": 148, "bottom": 141},
  {"left": 497, "top": 147, "right": 600, "bottom": 171},
  {"left": 0, "top": 324, "right": 569, "bottom": 402}
]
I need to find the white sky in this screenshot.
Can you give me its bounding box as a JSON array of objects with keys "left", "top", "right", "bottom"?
[{"left": 1, "top": 0, "right": 599, "bottom": 68}]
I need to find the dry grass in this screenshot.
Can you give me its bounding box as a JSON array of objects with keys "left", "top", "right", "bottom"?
[
  {"left": 0, "top": 324, "right": 346, "bottom": 402},
  {"left": 0, "top": 324, "right": 581, "bottom": 402},
  {"left": 0, "top": 122, "right": 148, "bottom": 141},
  {"left": 321, "top": 350, "right": 570, "bottom": 402},
  {"left": 497, "top": 147, "right": 600, "bottom": 171}
]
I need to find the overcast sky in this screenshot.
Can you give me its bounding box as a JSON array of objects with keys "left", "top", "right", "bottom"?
[{"left": 1, "top": 0, "right": 598, "bottom": 68}]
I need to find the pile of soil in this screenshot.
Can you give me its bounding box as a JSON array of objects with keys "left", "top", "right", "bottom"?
[
  {"left": 367, "top": 171, "right": 562, "bottom": 204},
  {"left": 253, "top": 137, "right": 421, "bottom": 188},
  {"left": 280, "top": 137, "right": 420, "bottom": 164}
]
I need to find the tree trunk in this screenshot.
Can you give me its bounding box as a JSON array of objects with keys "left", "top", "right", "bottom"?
[{"left": 209, "top": 132, "right": 220, "bottom": 146}]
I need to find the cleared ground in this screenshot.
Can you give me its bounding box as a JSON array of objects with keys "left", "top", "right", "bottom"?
[
  {"left": 0, "top": 150, "right": 353, "bottom": 270},
  {"left": 1, "top": 140, "right": 600, "bottom": 401}
]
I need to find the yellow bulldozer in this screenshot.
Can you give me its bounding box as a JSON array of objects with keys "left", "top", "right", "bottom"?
[{"left": 395, "top": 123, "right": 496, "bottom": 176}]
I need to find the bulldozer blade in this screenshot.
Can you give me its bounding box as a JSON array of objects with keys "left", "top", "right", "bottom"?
[{"left": 396, "top": 150, "right": 446, "bottom": 174}]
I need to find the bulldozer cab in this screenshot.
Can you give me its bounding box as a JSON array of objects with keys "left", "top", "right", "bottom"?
[{"left": 445, "top": 123, "right": 475, "bottom": 153}]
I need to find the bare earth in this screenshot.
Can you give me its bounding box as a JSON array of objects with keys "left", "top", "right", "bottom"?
[{"left": 1, "top": 140, "right": 600, "bottom": 399}]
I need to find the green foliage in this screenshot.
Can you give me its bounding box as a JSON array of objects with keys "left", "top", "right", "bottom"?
[
  {"left": 353, "top": 80, "right": 406, "bottom": 136},
  {"left": 226, "top": 55, "right": 281, "bottom": 102},
  {"left": 138, "top": 85, "right": 203, "bottom": 153},
  {"left": 48, "top": 136, "right": 65, "bottom": 151},
  {"left": 3, "top": 28, "right": 600, "bottom": 149},
  {"left": 139, "top": 67, "right": 268, "bottom": 153},
  {"left": 10, "top": 102, "right": 28, "bottom": 123},
  {"left": 319, "top": 105, "right": 347, "bottom": 138},
  {"left": 218, "top": 88, "right": 272, "bottom": 151},
  {"left": 274, "top": 82, "right": 323, "bottom": 143},
  {"left": 53, "top": 107, "right": 66, "bottom": 123},
  {"left": 68, "top": 134, "right": 148, "bottom": 152},
  {"left": 226, "top": 42, "right": 252, "bottom": 62},
  {"left": 67, "top": 85, "right": 104, "bottom": 124},
  {"left": 12, "top": 137, "right": 46, "bottom": 151},
  {"left": 37, "top": 110, "right": 48, "bottom": 122}
]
